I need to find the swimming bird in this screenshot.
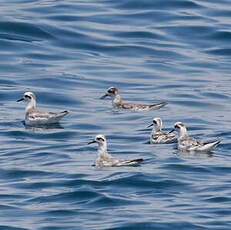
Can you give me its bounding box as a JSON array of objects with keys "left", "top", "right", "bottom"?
[
  {"left": 88, "top": 134, "right": 144, "bottom": 168},
  {"left": 101, "top": 87, "right": 168, "bottom": 111},
  {"left": 170, "top": 122, "right": 220, "bottom": 152},
  {"left": 17, "top": 92, "right": 69, "bottom": 126},
  {"left": 147, "top": 117, "right": 177, "bottom": 144}
]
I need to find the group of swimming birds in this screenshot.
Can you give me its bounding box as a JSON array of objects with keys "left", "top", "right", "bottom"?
[{"left": 17, "top": 87, "right": 220, "bottom": 168}]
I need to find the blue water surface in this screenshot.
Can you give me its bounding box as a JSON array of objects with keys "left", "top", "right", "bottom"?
[{"left": 0, "top": 0, "right": 231, "bottom": 229}]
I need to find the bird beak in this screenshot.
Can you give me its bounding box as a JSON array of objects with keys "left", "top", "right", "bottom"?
[
  {"left": 100, "top": 94, "right": 109, "bottom": 99},
  {"left": 168, "top": 129, "right": 175, "bottom": 134},
  {"left": 17, "top": 98, "right": 24, "bottom": 102},
  {"left": 88, "top": 140, "right": 97, "bottom": 145},
  {"left": 146, "top": 123, "right": 153, "bottom": 128}
]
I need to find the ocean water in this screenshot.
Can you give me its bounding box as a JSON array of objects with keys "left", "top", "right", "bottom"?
[{"left": 0, "top": 0, "right": 231, "bottom": 229}]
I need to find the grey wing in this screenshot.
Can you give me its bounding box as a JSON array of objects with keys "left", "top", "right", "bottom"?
[
  {"left": 152, "top": 132, "right": 175, "bottom": 141},
  {"left": 123, "top": 103, "right": 151, "bottom": 110},
  {"left": 160, "top": 132, "right": 176, "bottom": 142},
  {"left": 120, "top": 102, "right": 136, "bottom": 109},
  {"left": 96, "top": 155, "right": 143, "bottom": 167},
  {"left": 152, "top": 133, "right": 161, "bottom": 141},
  {"left": 182, "top": 136, "right": 203, "bottom": 148},
  {"left": 115, "top": 158, "right": 143, "bottom": 166},
  {"left": 28, "top": 110, "right": 52, "bottom": 120},
  {"left": 95, "top": 156, "right": 120, "bottom": 167}
]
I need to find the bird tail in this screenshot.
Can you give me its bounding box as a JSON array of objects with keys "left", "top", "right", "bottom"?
[
  {"left": 201, "top": 140, "right": 220, "bottom": 151},
  {"left": 123, "top": 158, "right": 144, "bottom": 166},
  {"left": 54, "top": 110, "right": 69, "bottom": 121},
  {"left": 149, "top": 102, "right": 168, "bottom": 110}
]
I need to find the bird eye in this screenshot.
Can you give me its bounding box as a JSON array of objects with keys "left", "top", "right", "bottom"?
[
  {"left": 25, "top": 95, "right": 31, "bottom": 99},
  {"left": 153, "top": 120, "right": 157, "bottom": 124}
]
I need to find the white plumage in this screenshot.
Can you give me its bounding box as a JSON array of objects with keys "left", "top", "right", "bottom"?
[
  {"left": 148, "top": 117, "right": 177, "bottom": 144},
  {"left": 172, "top": 122, "right": 220, "bottom": 152},
  {"left": 17, "top": 92, "right": 69, "bottom": 126},
  {"left": 88, "top": 134, "right": 143, "bottom": 168}
]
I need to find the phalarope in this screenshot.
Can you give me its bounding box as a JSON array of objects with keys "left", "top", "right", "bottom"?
[
  {"left": 88, "top": 134, "right": 143, "bottom": 168},
  {"left": 170, "top": 122, "right": 220, "bottom": 152},
  {"left": 147, "top": 117, "right": 177, "bottom": 144},
  {"left": 17, "top": 92, "right": 69, "bottom": 126},
  {"left": 101, "top": 87, "right": 168, "bottom": 111}
]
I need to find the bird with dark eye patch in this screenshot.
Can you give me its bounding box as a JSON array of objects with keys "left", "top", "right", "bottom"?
[
  {"left": 147, "top": 117, "right": 177, "bottom": 144},
  {"left": 100, "top": 86, "right": 168, "bottom": 111},
  {"left": 174, "top": 123, "right": 181, "bottom": 129},
  {"left": 88, "top": 134, "right": 144, "bottom": 168},
  {"left": 107, "top": 87, "right": 117, "bottom": 94},
  {"left": 17, "top": 92, "right": 69, "bottom": 126},
  {"left": 169, "top": 122, "right": 220, "bottom": 152},
  {"left": 25, "top": 95, "right": 31, "bottom": 99},
  {"left": 97, "top": 137, "right": 105, "bottom": 142}
]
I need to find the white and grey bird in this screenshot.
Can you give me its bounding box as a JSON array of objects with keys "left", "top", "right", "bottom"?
[
  {"left": 17, "top": 92, "right": 69, "bottom": 126},
  {"left": 88, "top": 134, "right": 144, "bottom": 168},
  {"left": 170, "top": 122, "right": 220, "bottom": 152},
  {"left": 101, "top": 87, "right": 167, "bottom": 111},
  {"left": 147, "top": 117, "right": 177, "bottom": 144}
]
